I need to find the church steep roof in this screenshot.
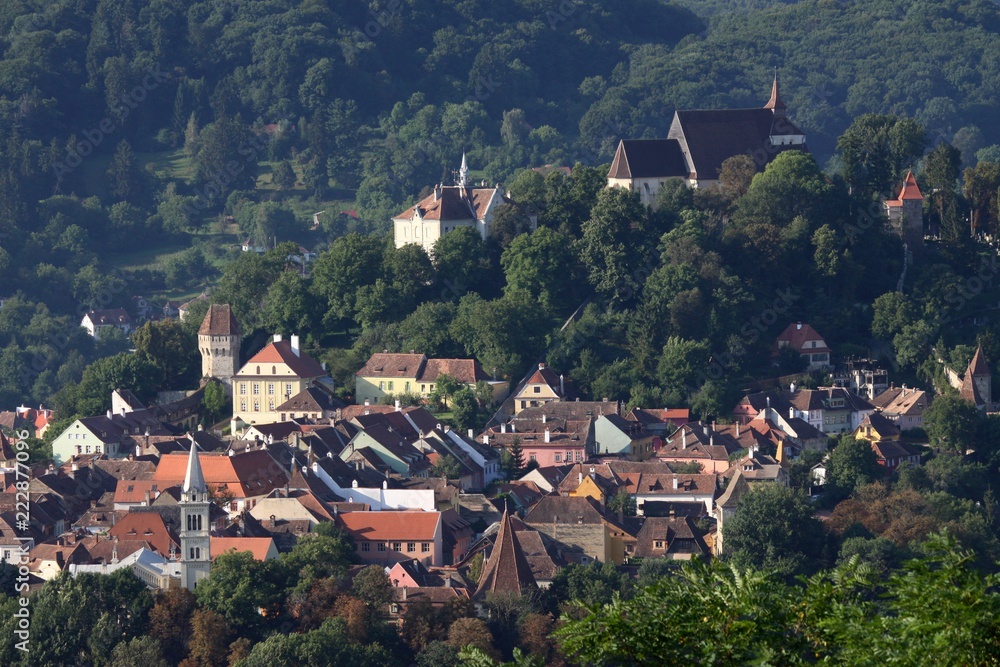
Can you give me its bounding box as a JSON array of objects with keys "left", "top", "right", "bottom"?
[
  {"left": 474, "top": 508, "right": 536, "bottom": 599},
  {"left": 607, "top": 140, "right": 688, "bottom": 180}
]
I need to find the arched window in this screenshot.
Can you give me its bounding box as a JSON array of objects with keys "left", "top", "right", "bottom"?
[
  {"left": 256, "top": 366, "right": 260, "bottom": 374},
  {"left": 272, "top": 366, "right": 276, "bottom": 375}
]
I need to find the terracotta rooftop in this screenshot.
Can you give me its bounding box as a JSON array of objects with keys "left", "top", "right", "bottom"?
[
  {"left": 775, "top": 322, "right": 830, "bottom": 354},
  {"left": 336, "top": 510, "right": 441, "bottom": 542},
  {"left": 108, "top": 511, "right": 180, "bottom": 557},
  {"left": 210, "top": 536, "right": 275, "bottom": 561},
  {"left": 242, "top": 339, "right": 326, "bottom": 379},
  {"left": 393, "top": 185, "right": 499, "bottom": 222},
  {"left": 153, "top": 450, "right": 288, "bottom": 499}
]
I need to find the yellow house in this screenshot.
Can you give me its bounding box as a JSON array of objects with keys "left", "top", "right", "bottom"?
[
  {"left": 569, "top": 475, "right": 608, "bottom": 505},
  {"left": 355, "top": 353, "right": 507, "bottom": 405},
  {"left": 852, "top": 412, "right": 901, "bottom": 444},
  {"left": 232, "top": 334, "right": 327, "bottom": 427},
  {"left": 513, "top": 363, "right": 569, "bottom": 414}
]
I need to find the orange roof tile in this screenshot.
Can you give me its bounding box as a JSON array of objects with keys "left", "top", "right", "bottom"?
[
  {"left": 152, "top": 450, "right": 287, "bottom": 499},
  {"left": 243, "top": 340, "right": 326, "bottom": 379},
  {"left": 210, "top": 537, "right": 275, "bottom": 561},
  {"left": 336, "top": 511, "right": 440, "bottom": 542},
  {"left": 108, "top": 512, "right": 179, "bottom": 557}
]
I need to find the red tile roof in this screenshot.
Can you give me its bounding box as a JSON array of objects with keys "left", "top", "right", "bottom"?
[
  {"left": 152, "top": 450, "right": 287, "bottom": 499},
  {"left": 336, "top": 510, "right": 440, "bottom": 542},
  {"left": 775, "top": 322, "right": 830, "bottom": 354},
  {"left": 393, "top": 186, "right": 499, "bottom": 222},
  {"left": 243, "top": 340, "right": 326, "bottom": 379},
  {"left": 108, "top": 511, "right": 179, "bottom": 556},
  {"left": 210, "top": 537, "right": 275, "bottom": 561}
]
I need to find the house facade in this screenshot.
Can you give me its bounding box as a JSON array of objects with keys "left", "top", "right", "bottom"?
[
  {"left": 232, "top": 334, "right": 327, "bottom": 427},
  {"left": 337, "top": 511, "right": 444, "bottom": 567},
  {"left": 355, "top": 352, "right": 505, "bottom": 406}
]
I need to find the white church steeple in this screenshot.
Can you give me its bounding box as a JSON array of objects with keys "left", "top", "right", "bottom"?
[
  {"left": 180, "top": 441, "right": 211, "bottom": 589},
  {"left": 458, "top": 152, "right": 469, "bottom": 188}
]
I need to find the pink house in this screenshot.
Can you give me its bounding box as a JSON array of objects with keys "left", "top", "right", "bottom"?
[{"left": 337, "top": 511, "right": 443, "bottom": 567}]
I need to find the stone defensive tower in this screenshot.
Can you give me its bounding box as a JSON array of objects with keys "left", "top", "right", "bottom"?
[{"left": 199, "top": 304, "right": 241, "bottom": 387}]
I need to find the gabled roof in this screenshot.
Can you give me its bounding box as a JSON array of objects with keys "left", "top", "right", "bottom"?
[
  {"left": 199, "top": 304, "right": 240, "bottom": 336},
  {"left": 635, "top": 515, "right": 710, "bottom": 558},
  {"left": 474, "top": 509, "right": 536, "bottom": 599},
  {"left": 524, "top": 495, "right": 606, "bottom": 525},
  {"left": 108, "top": 510, "right": 180, "bottom": 557},
  {"left": 242, "top": 340, "right": 326, "bottom": 379},
  {"left": 276, "top": 386, "right": 345, "bottom": 413},
  {"left": 607, "top": 139, "right": 688, "bottom": 180},
  {"left": 357, "top": 353, "right": 426, "bottom": 378},
  {"left": 83, "top": 309, "right": 132, "bottom": 325},
  {"left": 716, "top": 469, "right": 751, "bottom": 509},
  {"left": 153, "top": 450, "right": 287, "bottom": 499},
  {"left": 875, "top": 387, "right": 929, "bottom": 417},
  {"left": 857, "top": 412, "right": 901, "bottom": 440},
  {"left": 421, "top": 358, "right": 491, "bottom": 384},
  {"left": 673, "top": 108, "right": 804, "bottom": 180},
  {"left": 392, "top": 186, "right": 500, "bottom": 222},
  {"left": 872, "top": 439, "right": 919, "bottom": 462},
  {"left": 775, "top": 322, "right": 829, "bottom": 354}
]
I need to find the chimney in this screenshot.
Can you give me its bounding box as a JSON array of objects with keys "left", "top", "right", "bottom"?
[
  {"left": 544, "top": 429, "right": 550, "bottom": 443},
  {"left": 511, "top": 423, "right": 516, "bottom": 433},
  {"left": 501, "top": 423, "right": 507, "bottom": 434},
  {"left": 482, "top": 435, "right": 489, "bottom": 445},
  {"left": 395, "top": 400, "right": 401, "bottom": 412},
  {"left": 144, "top": 491, "right": 151, "bottom": 506},
  {"left": 269, "top": 514, "right": 276, "bottom": 528},
  {"left": 539, "top": 362, "right": 545, "bottom": 370},
  {"left": 559, "top": 374, "right": 565, "bottom": 395},
  {"left": 365, "top": 399, "right": 370, "bottom": 407},
  {"left": 672, "top": 476, "right": 678, "bottom": 490},
  {"left": 120, "top": 407, "right": 125, "bottom": 416},
  {"left": 796, "top": 322, "right": 802, "bottom": 330},
  {"left": 290, "top": 335, "right": 300, "bottom": 357},
  {"left": 736, "top": 422, "right": 741, "bottom": 436},
  {"left": 682, "top": 430, "right": 687, "bottom": 449},
  {"left": 578, "top": 471, "right": 582, "bottom": 484},
  {"left": 383, "top": 480, "right": 388, "bottom": 489},
  {"left": 273, "top": 334, "right": 282, "bottom": 343},
  {"left": 766, "top": 396, "right": 771, "bottom": 408},
  {"left": 106, "top": 409, "right": 112, "bottom": 420},
  {"left": 789, "top": 406, "right": 795, "bottom": 419},
  {"left": 542, "top": 414, "right": 547, "bottom": 424},
  {"left": 468, "top": 429, "right": 474, "bottom": 438},
  {"left": 402, "top": 587, "right": 408, "bottom": 600}
]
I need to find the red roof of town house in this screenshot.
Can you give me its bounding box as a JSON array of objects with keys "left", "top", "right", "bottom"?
[
  {"left": 244, "top": 340, "right": 326, "bottom": 379},
  {"left": 152, "top": 450, "right": 287, "bottom": 499},
  {"left": 114, "top": 479, "right": 173, "bottom": 505},
  {"left": 108, "top": 511, "right": 179, "bottom": 557},
  {"left": 774, "top": 322, "right": 830, "bottom": 355},
  {"left": 210, "top": 537, "right": 276, "bottom": 561},
  {"left": 336, "top": 511, "right": 441, "bottom": 542}
]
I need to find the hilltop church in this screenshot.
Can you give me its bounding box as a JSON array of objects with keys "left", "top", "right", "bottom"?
[{"left": 607, "top": 74, "right": 808, "bottom": 205}]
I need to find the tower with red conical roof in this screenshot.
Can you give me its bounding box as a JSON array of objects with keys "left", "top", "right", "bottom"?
[{"left": 885, "top": 170, "right": 924, "bottom": 260}]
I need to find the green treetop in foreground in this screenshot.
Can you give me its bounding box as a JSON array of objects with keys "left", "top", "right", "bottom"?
[{"left": 553, "top": 533, "right": 1000, "bottom": 667}]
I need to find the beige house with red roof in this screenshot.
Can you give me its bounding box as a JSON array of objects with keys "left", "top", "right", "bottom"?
[
  {"left": 337, "top": 510, "right": 444, "bottom": 567},
  {"left": 80, "top": 308, "right": 133, "bottom": 339},
  {"left": 355, "top": 352, "right": 506, "bottom": 406},
  {"left": 512, "top": 362, "right": 570, "bottom": 414},
  {"left": 233, "top": 334, "right": 328, "bottom": 426},
  {"left": 775, "top": 322, "right": 831, "bottom": 371},
  {"left": 392, "top": 155, "right": 523, "bottom": 254}
]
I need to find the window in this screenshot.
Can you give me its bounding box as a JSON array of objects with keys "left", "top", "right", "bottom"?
[
  {"left": 554, "top": 454, "right": 561, "bottom": 462},
  {"left": 390, "top": 604, "right": 399, "bottom": 613},
  {"left": 421, "top": 384, "right": 426, "bottom": 392},
  {"left": 392, "top": 542, "right": 401, "bottom": 551},
  {"left": 379, "top": 381, "right": 385, "bottom": 390},
  {"left": 239, "top": 384, "right": 246, "bottom": 395},
  {"left": 533, "top": 386, "right": 541, "bottom": 393},
  {"left": 421, "top": 543, "right": 430, "bottom": 553},
  {"left": 272, "top": 366, "right": 276, "bottom": 374},
  {"left": 361, "top": 542, "right": 370, "bottom": 552},
  {"left": 240, "top": 400, "right": 247, "bottom": 411},
  {"left": 268, "top": 400, "right": 274, "bottom": 411},
  {"left": 529, "top": 454, "right": 536, "bottom": 461},
  {"left": 388, "top": 381, "right": 394, "bottom": 391},
  {"left": 575, "top": 452, "right": 583, "bottom": 461},
  {"left": 377, "top": 542, "right": 386, "bottom": 552},
  {"left": 520, "top": 401, "right": 526, "bottom": 409},
  {"left": 253, "top": 401, "right": 260, "bottom": 412},
  {"left": 405, "top": 382, "right": 410, "bottom": 392},
  {"left": 268, "top": 383, "right": 275, "bottom": 395},
  {"left": 655, "top": 541, "right": 663, "bottom": 548},
  {"left": 85, "top": 445, "right": 90, "bottom": 454},
  {"left": 407, "top": 542, "right": 415, "bottom": 552},
  {"left": 256, "top": 366, "right": 260, "bottom": 374},
  {"left": 76, "top": 446, "right": 82, "bottom": 454},
  {"left": 286, "top": 383, "right": 293, "bottom": 396},
  {"left": 252, "top": 383, "right": 260, "bottom": 395}
]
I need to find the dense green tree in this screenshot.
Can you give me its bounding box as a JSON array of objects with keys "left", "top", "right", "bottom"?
[
  {"left": 924, "top": 394, "right": 981, "bottom": 453},
  {"left": 311, "top": 233, "right": 386, "bottom": 329},
  {"left": 828, "top": 435, "right": 884, "bottom": 497},
  {"left": 76, "top": 352, "right": 162, "bottom": 415},
  {"left": 132, "top": 318, "right": 198, "bottom": 389},
  {"left": 196, "top": 551, "right": 290, "bottom": 637},
  {"left": 502, "top": 227, "right": 580, "bottom": 312},
  {"left": 433, "top": 227, "right": 490, "bottom": 298},
  {"left": 723, "top": 483, "right": 827, "bottom": 577},
  {"left": 579, "top": 187, "right": 649, "bottom": 305},
  {"left": 272, "top": 160, "right": 296, "bottom": 190}
]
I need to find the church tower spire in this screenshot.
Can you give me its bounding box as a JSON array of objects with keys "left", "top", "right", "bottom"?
[
  {"left": 180, "top": 441, "right": 211, "bottom": 589},
  {"left": 764, "top": 69, "right": 787, "bottom": 115},
  {"left": 458, "top": 152, "right": 469, "bottom": 188}
]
